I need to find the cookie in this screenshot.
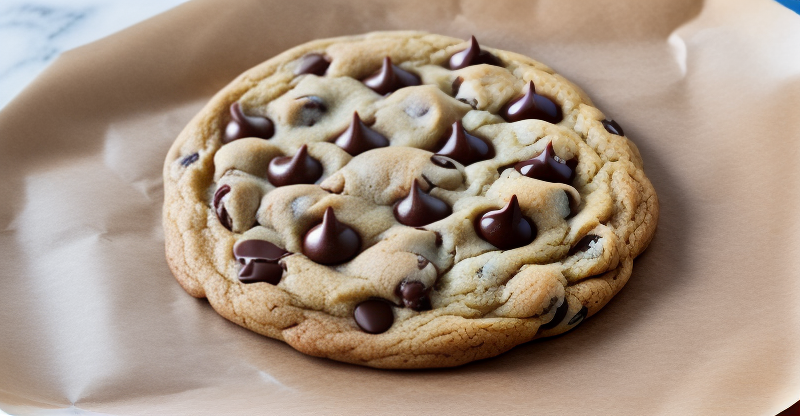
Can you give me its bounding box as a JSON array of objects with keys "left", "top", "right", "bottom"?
[{"left": 163, "top": 32, "right": 658, "bottom": 368}]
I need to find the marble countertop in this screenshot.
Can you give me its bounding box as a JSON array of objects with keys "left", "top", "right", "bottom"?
[{"left": 0, "top": 0, "right": 189, "bottom": 109}]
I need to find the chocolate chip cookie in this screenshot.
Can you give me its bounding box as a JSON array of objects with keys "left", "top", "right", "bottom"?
[{"left": 163, "top": 31, "right": 658, "bottom": 368}]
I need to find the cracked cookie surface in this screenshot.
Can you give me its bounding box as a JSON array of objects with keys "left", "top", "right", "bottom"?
[{"left": 163, "top": 31, "right": 658, "bottom": 369}]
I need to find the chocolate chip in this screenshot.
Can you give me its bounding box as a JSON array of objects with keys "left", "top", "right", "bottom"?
[
  {"left": 333, "top": 112, "right": 389, "bottom": 156},
  {"left": 448, "top": 36, "right": 501, "bottom": 70},
  {"left": 267, "top": 144, "right": 323, "bottom": 187},
  {"left": 514, "top": 141, "right": 577, "bottom": 184},
  {"left": 457, "top": 97, "right": 477, "bottom": 109},
  {"left": 294, "top": 53, "right": 330, "bottom": 76},
  {"left": 353, "top": 299, "right": 394, "bottom": 334},
  {"left": 233, "top": 240, "right": 290, "bottom": 285},
  {"left": 568, "top": 235, "right": 600, "bottom": 256},
  {"left": 180, "top": 153, "right": 199, "bottom": 166},
  {"left": 302, "top": 207, "right": 361, "bottom": 265},
  {"left": 223, "top": 102, "right": 275, "bottom": 143},
  {"left": 213, "top": 184, "right": 230, "bottom": 209},
  {"left": 396, "top": 280, "right": 432, "bottom": 311},
  {"left": 295, "top": 96, "right": 327, "bottom": 127},
  {"left": 213, "top": 185, "right": 232, "bottom": 231},
  {"left": 393, "top": 180, "right": 452, "bottom": 227},
  {"left": 476, "top": 195, "right": 537, "bottom": 250},
  {"left": 404, "top": 104, "right": 429, "bottom": 118},
  {"left": 435, "top": 120, "right": 494, "bottom": 166},
  {"left": 430, "top": 155, "right": 458, "bottom": 169},
  {"left": 417, "top": 255, "right": 430, "bottom": 270},
  {"left": 362, "top": 57, "right": 421, "bottom": 95},
  {"left": 451, "top": 76, "right": 463, "bottom": 96},
  {"left": 500, "top": 81, "right": 562, "bottom": 124},
  {"left": 539, "top": 297, "right": 570, "bottom": 330},
  {"left": 568, "top": 306, "right": 588, "bottom": 326},
  {"left": 602, "top": 119, "right": 624, "bottom": 136}
]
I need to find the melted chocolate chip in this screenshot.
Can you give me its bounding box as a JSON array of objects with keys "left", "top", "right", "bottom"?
[
  {"left": 514, "top": 141, "right": 577, "bottom": 184},
  {"left": 362, "top": 57, "right": 421, "bottom": 95},
  {"left": 294, "top": 53, "right": 330, "bottom": 76},
  {"left": 267, "top": 144, "right": 323, "bottom": 187},
  {"left": 476, "top": 195, "right": 536, "bottom": 250},
  {"left": 451, "top": 76, "right": 463, "bottom": 96},
  {"left": 539, "top": 297, "right": 570, "bottom": 330},
  {"left": 396, "top": 280, "right": 432, "bottom": 311},
  {"left": 333, "top": 112, "right": 389, "bottom": 156},
  {"left": 568, "top": 306, "right": 589, "bottom": 326},
  {"left": 180, "top": 153, "right": 199, "bottom": 167},
  {"left": 602, "top": 119, "right": 624, "bottom": 136},
  {"left": 393, "top": 180, "right": 452, "bottom": 227},
  {"left": 430, "top": 155, "right": 458, "bottom": 169},
  {"left": 238, "top": 261, "right": 284, "bottom": 285},
  {"left": 568, "top": 235, "right": 600, "bottom": 256},
  {"left": 448, "top": 36, "right": 501, "bottom": 70},
  {"left": 233, "top": 240, "right": 290, "bottom": 285},
  {"left": 500, "top": 81, "right": 562, "bottom": 124},
  {"left": 353, "top": 299, "right": 394, "bottom": 334},
  {"left": 213, "top": 185, "right": 232, "bottom": 231},
  {"left": 302, "top": 207, "right": 361, "bottom": 265},
  {"left": 435, "top": 120, "right": 494, "bottom": 166},
  {"left": 224, "top": 102, "right": 275, "bottom": 143},
  {"left": 234, "top": 239, "right": 290, "bottom": 263}
]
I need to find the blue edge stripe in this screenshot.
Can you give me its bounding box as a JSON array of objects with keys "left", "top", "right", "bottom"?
[{"left": 776, "top": 0, "right": 800, "bottom": 14}]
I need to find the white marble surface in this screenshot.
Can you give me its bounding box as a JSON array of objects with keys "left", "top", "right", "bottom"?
[{"left": 0, "top": 0, "right": 190, "bottom": 109}]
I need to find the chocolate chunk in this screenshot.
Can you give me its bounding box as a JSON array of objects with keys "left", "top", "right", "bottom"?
[
  {"left": 233, "top": 240, "right": 290, "bottom": 285},
  {"left": 267, "top": 144, "right": 323, "bottom": 187},
  {"left": 476, "top": 195, "right": 537, "bottom": 250},
  {"left": 362, "top": 57, "right": 421, "bottom": 95},
  {"left": 393, "top": 180, "right": 452, "bottom": 227},
  {"left": 539, "top": 297, "right": 570, "bottom": 330},
  {"left": 223, "top": 102, "right": 275, "bottom": 143},
  {"left": 294, "top": 53, "right": 330, "bottom": 76},
  {"left": 180, "top": 153, "right": 199, "bottom": 167},
  {"left": 448, "top": 36, "right": 501, "bottom": 70},
  {"left": 568, "top": 235, "right": 600, "bottom": 256},
  {"left": 568, "top": 306, "right": 589, "bottom": 326},
  {"left": 602, "top": 119, "right": 624, "bottom": 136},
  {"left": 302, "top": 207, "right": 361, "bottom": 265},
  {"left": 396, "top": 280, "right": 432, "bottom": 311},
  {"left": 333, "top": 112, "right": 389, "bottom": 156},
  {"left": 500, "top": 81, "right": 562, "bottom": 124},
  {"left": 353, "top": 299, "right": 394, "bottom": 334},
  {"left": 434, "top": 120, "right": 494, "bottom": 166},
  {"left": 514, "top": 141, "right": 577, "bottom": 184},
  {"left": 213, "top": 185, "right": 232, "bottom": 231},
  {"left": 430, "top": 155, "right": 458, "bottom": 169}
]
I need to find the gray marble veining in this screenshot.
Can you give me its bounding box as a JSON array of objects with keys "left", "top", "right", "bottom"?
[{"left": 0, "top": 0, "right": 188, "bottom": 109}]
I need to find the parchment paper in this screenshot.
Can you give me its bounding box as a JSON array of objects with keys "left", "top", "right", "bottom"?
[{"left": 1, "top": 0, "right": 799, "bottom": 414}]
